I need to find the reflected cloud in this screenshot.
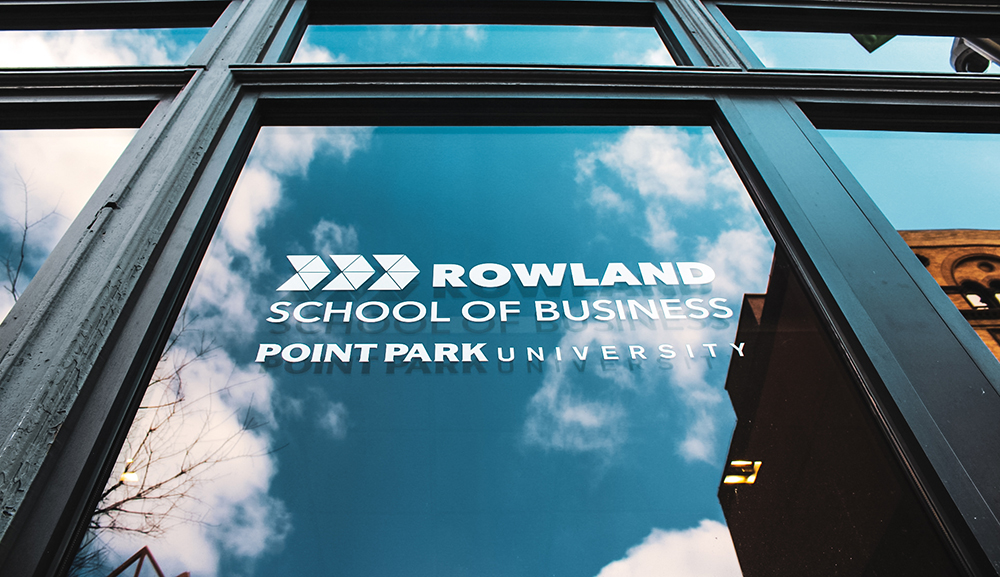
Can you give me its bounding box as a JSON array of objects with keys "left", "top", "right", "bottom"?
[
  {"left": 0, "top": 29, "right": 198, "bottom": 67},
  {"left": 292, "top": 40, "right": 348, "bottom": 64},
  {"left": 0, "top": 130, "right": 135, "bottom": 320},
  {"left": 0, "top": 27, "right": 206, "bottom": 321},
  {"left": 312, "top": 218, "right": 360, "bottom": 256},
  {"left": 319, "top": 401, "right": 350, "bottom": 439},
  {"left": 93, "top": 342, "right": 288, "bottom": 577},
  {"left": 85, "top": 126, "right": 372, "bottom": 574},
  {"left": 596, "top": 520, "right": 742, "bottom": 577},
  {"left": 525, "top": 127, "right": 773, "bottom": 463}
]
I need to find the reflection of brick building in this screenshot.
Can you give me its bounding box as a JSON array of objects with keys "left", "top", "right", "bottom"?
[{"left": 900, "top": 230, "right": 1000, "bottom": 361}]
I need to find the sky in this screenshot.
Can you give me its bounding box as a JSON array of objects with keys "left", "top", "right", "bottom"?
[
  {"left": 741, "top": 30, "right": 1000, "bottom": 74},
  {"left": 113, "top": 123, "right": 767, "bottom": 577},
  {"left": 0, "top": 19, "right": 995, "bottom": 577}
]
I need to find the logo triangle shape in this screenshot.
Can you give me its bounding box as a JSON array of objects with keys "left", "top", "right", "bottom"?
[{"left": 368, "top": 273, "right": 402, "bottom": 291}]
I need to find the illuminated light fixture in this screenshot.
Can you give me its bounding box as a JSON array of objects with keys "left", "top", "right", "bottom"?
[
  {"left": 723, "top": 460, "right": 762, "bottom": 484},
  {"left": 120, "top": 459, "right": 139, "bottom": 484}
]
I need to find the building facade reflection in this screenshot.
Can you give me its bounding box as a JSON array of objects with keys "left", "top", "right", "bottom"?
[
  {"left": 902, "top": 230, "right": 1000, "bottom": 361},
  {"left": 719, "top": 251, "right": 962, "bottom": 576}
]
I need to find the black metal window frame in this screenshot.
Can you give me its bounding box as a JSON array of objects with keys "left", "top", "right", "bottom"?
[{"left": 0, "top": 1, "right": 998, "bottom": 576}]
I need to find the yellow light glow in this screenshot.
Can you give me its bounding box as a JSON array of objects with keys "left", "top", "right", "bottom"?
[
  {"left": 120, "top": 458, "right": 138, "bottom": 483},
  {"left": 723, "top": 460, "right": 762, "bottom": 484}
]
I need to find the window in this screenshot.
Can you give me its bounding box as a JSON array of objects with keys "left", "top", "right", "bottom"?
[{"left": 2, "top": 2, "right": 999, "bottom": 576}]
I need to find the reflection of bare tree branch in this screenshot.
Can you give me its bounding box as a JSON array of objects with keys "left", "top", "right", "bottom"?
[
  {"left": 2, "top": 170, "right": 59, "bottom": 301},
  {"left": 71, "top": 309, "right": 271, "bottom": 575}
]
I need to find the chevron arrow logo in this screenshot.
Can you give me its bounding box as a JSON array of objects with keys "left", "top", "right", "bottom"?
[
  {"left": 324, "top": 255, "right": 375, "bottom": 290},
  {"left": 276, "top": 255, "right": 331, "bottom": 291},
  {"left": 369, "top": 254, "right": 420, "bottom": 291},
  {"left": 277, "top": 254, "right": 419, "bottom": 292}
]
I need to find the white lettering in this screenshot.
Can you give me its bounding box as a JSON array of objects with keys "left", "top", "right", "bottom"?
[
  {"left": 433, "top": 264, "right": 466, "bottom": 288},
  {"left": 512, "top": 263, "right": 566, "bottom": 287},
  {"left": 677, "top": 262, "right": 715, "bottom": 285},
  {"left": 569, "top": 263, "right": 599, "bottom": 286},
  {"left": 267, "top": 302, "right": 290, "bottom": 323},
  {"left": 462, "top": 301, "right": 496, "bottom": 322},
  {"left": 392, "top": 301, "right": 426, "bottom": 323},
  {"left": 255, "top": 344, "right": 281, "bottom": 362},
  {"left": 293, "top": 301, "right": 322, "bottom": 323},
  {"left": 463, "top": 342, "right": 488, "bottom": 362},
  {"left": 356, "top": 301, "right": 390, "bottom": 323},
  {"left": 535, "top": 300, "right": 559, "bottom": 321},
  {"left": 638, "top": 262, "right": 679, "bottom": 286},
  {"left": 469, "top": 263, "right": 511, "bottom": 288}
]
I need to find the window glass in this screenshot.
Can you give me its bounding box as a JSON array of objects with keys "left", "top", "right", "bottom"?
[
  {"left": 738, "top": 31, "right": 999, "bottom": 73},
  {"left": 0, "top": 28, "right": 208, "bottom": 67},
  {"left": 293, "top": 25, "right": 674, "bottom": 65},
  {"left": 74, "top": 125, "right": 960, "bottom": 576},
  {"left": 0, "top": 129, "right": 136, "bottom": 321},
  {"left": 822, "top": 129, "right": 1000, "bottom": 358}
]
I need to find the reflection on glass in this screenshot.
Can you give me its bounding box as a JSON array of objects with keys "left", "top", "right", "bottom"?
[
  {"left": 722, "top": 460, "right": 761, "bottom": 484},
  {"left": 0, "top": 129, "right": 135, "bottom": 321},
  {"left": 74, "top": 125, "right": 959, "bottom": 577},
  {"left": 822, "top": 130, "right": 1000, "bottom": 361},
  {"left": 0, "top": 29, "right": 207, "bottom": 67},
  {"left": 821, "top": 130, "right": 1000, "bottom": 230},
  {"left": 720, "top": 253, "right": 962, "bottom": 575},
  {"left": 739, "top": 31, "right": 999, "bottom": 73},
  {"left": 293, "top": 25, "right": 674, "bottom": 65}
]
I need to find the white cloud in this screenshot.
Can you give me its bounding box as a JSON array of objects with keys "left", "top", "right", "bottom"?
[
  {"left": 639, "top": 48, "right": 675, "bottom": 66},
  {"left": 596, "top": 520, "right": 742, "bottom": 577},
  {"left": 698, "top": 228, "right": 773, "bottom": 299},
  {"left": 0, "top": 27, "right": 204, "bottom": 320},
  {"left": 644, "top": 204, "right": 679, "bottom": 253},
  {"left": 0, "top": 130, "right": 136, "bottom": 321},
  {"left": 96, "top": 125, "right": 376, "bottom": 574},
  {"left": 558, "top": 127, "right": 774, "bottom": 463},
  {"left": 0, "top": 29, "right": 195, "bottom": 67},
  {"left": 93, "top": 344, "right": 287, "bottom": 577},
  {"left": 524, "top": 373, "right": 627, "bottom": 454},
  {"left": 312, "top": 218, "right": 359, "bottom": 256},
  {"left": 588, "top": 184, "right": 633, "bottom": 215},
  {"left": 251, "top": 126, "right": 372, "bottom": 177},
  {"left": 586, "top": 127, "right": 710, "bottom": 204},
  {"left": 462, "top": 25, "right": 487, "bottom": 45},
  {"left": 0, "top": 130, "right": 135, "bottom": 250},
  {"left": 291, "top": 41, "right": 348, "bottom": 64},
  {"left": 319, "top": 401, "right": 349, "bottom": 439}
]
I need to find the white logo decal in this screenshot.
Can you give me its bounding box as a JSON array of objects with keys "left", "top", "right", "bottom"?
[
  {"left": 277, "top": 255, "right": 331, "bottom": 291},
  {"left": 368, "top": 254, "right": 419, "bottom": 291},
  {"left": 324, "top": 255, "right": 375, "bottom": 290},
  {"left": 278, "top": 254, "right": 420, "bottom": 292}
]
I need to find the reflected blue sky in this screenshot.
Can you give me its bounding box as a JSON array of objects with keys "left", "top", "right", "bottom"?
[
  {"left": 226, "top": 126, "right": 766, "bottom": 576},
  {"left": 8, "top": 20, "right": 986, "bottom": 577},
  {"left": 0, "top": 28, "right": 206, "bottom": 67},
  {"left": 294, "top": 25, "right": 674, "bottom": 65},
  {"left": 740, "top": 31, "right": 999, "bottom": 74},
  {"left": 821, "top": 130, "right": 1000, "bottom": 230},
  {"left": 86, "top": 125, "right": 769, "bottom": 577}
]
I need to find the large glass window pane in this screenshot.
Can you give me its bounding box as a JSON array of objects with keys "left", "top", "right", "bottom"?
[
  {"left": 0, "top": 28, "right": 208, "bottom": 67},
  {"left": 293, "top": 25, "right": 674, "bottom": 65},
  {"left": 73, "top": 125, "right": 961, "bottom": 576},
  {"left": 0, "top": 129, "right": 136, "bottom": 321},
  {"left": 822, "top": 129, "right": 1000, "bottom": 359}
]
